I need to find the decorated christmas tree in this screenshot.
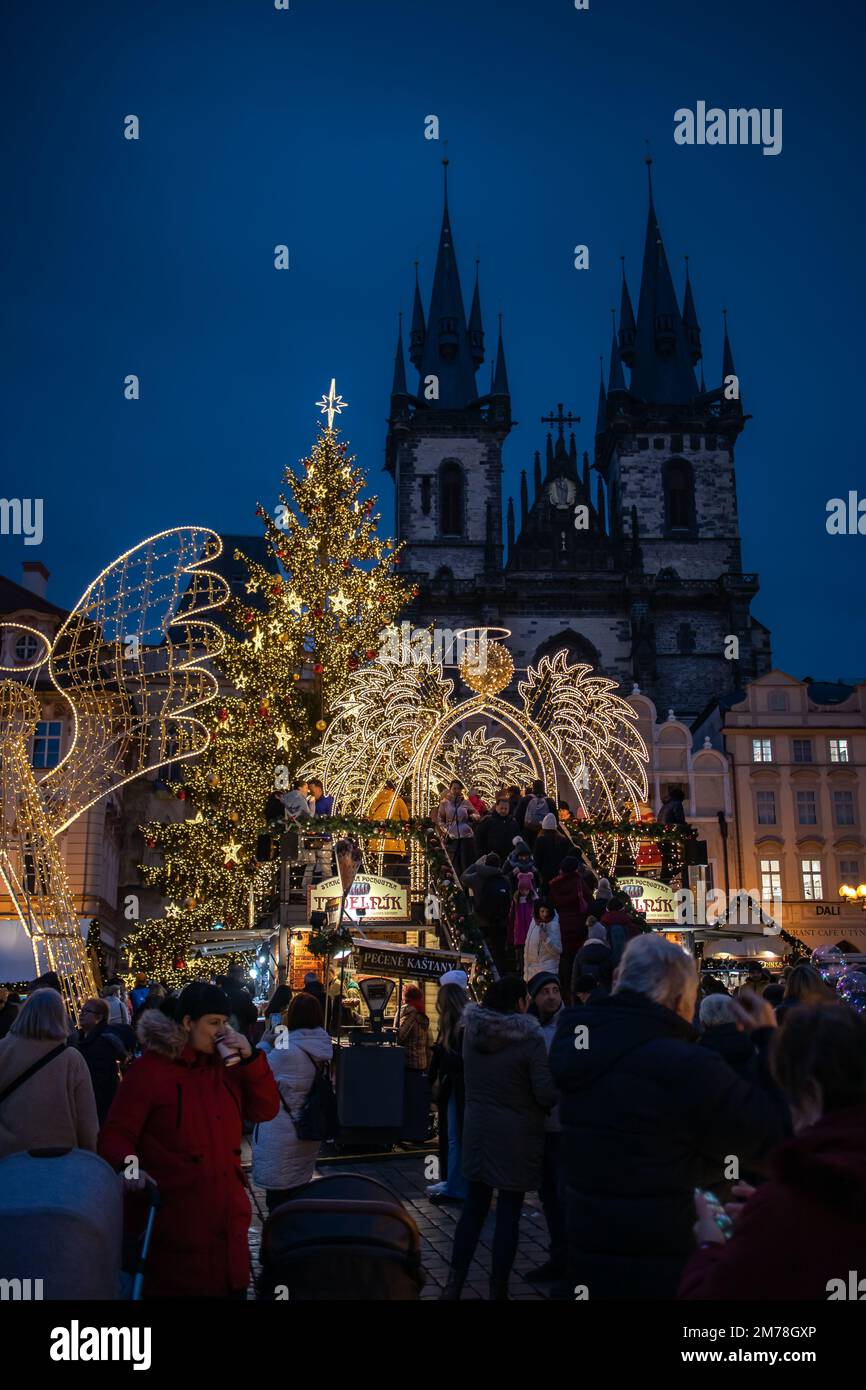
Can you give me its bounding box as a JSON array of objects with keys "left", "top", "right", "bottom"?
[{"left": 126, "top": 386, "right": 409, "bottom": 985}]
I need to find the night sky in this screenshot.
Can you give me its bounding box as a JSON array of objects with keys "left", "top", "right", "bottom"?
[{"left": 4, "top": 0, "right": 865, "bottom": 682}]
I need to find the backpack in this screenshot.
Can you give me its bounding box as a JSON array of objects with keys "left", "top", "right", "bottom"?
[
  {"left": 282, "top": 1048, "right": 338, "bottom": 1142},
  {"left": 480, "top": 873, "right": 511, "bottom": 919},
  {"left": 523, "top": 796, "right": 550, "bottom": 827}
]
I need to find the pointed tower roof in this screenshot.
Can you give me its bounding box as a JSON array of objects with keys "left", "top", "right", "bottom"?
[
  {"left": 391, "top": 312, "right": 408, "bottom": 396},
  {"left": 409, "top": 263, "right": 426, "bottom": 370},
  {"left": 618, "top": 257, "right": 636, "bottom": 367},
  {"left": 417, "top": 157, "right": 479, "bottom": 409},
  {"left": 721, "top": 308, "right": 743, "bottom": 414},
  {"left": 595, "top": 356, "right": 607, "bottom": 436},
  {"left": 492, "top": 314, "right": 510, "bottom": 395},
  {"left": 682, "top": 256, "right": 702, "bottom": 365},
  {"left": 468, "top": 261, "right": 485, "bottom": 367},
  {"left": 608, "top": 309, "right": 627, "bottom": 393},
  {"left": 630, "top": 159, "right": 699, "bottom": 404}
]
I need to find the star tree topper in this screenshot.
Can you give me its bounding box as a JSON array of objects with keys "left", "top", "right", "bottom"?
[{"left": 316, "top": 377, "right": 348, "bottom": 431}]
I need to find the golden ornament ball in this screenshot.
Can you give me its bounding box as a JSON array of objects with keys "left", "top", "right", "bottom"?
[
  {"left": 229, "top": 810, "right": 239, "bottom": 822},
  {"left": 315, "top": 719, "right": 327, "bottom": 732},
  {"left": 459, "top": 639, "right": 514, "bottom": 697}
]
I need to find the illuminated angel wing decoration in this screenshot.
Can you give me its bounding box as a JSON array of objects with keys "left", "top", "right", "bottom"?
[
  {"left": 518, "top": 653, "right": 648, "bottom": 817},
  {"left": 437, "top": 728, "right": 532, "bottom": 807},
  {"left": 40, "top": 528, "right": 230, "bottom": 834},
  {"left": 0, "top": 528, "right": 229, "bottom": 1014},
  {"left": 302, "top": 658, "right": 454, "bottom": 815}
]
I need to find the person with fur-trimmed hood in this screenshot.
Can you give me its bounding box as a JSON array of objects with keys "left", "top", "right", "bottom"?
[
  {"left": 98, "top": 982, "right": 280, "bottom": 1299},
  {"left": 441, "top": 975, "right": 559, "bottom": 1301}
]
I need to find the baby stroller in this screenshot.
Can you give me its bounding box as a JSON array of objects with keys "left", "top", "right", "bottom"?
[
  {"left": 258, "top": 1172, "right": 425, "bottom": 1300},
  {"left": 0, "top": 1148, "right": 158, "bottom": 1299}
]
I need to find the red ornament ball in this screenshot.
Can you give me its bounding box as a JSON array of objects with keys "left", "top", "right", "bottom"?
[
  {"left": 364, "top": 649, "right": 376, "bottom": 661},
  {"left": 174, "top": 959, "right": 186, "bottom": 970},
  {"left": 313, "top": 607, "right": 323, "bottom": 619},
  {"left": 348, "top": 657, "right": 359, "bottom": 671},
  {"left": 146, "top": 838, "right": 156, "bottom": 849},
  {"left": 313, "top": 662, "right": 324, "bottom": 675},
  {"left": 218, "top": 708, "right": 229, "bottom": 722},
  {"left": 177, "top": 789, "right": 186, "bottom": 801}
]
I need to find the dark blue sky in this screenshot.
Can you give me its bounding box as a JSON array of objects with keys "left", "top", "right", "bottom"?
[{"left": 3, "top": 0, "right": 865, "bottom": 680}]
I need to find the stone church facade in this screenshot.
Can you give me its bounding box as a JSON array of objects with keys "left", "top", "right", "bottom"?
[{"left": 385, "top": 162, "right": 771, "bottom": 721}]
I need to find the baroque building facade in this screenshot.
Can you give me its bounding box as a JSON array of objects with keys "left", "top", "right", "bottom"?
[{"left": 385, "top": 162, "right": 772, "bottom": 722}]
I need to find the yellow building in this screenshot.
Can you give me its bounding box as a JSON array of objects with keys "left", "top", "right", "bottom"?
[{"left": 694, "top": 671, "right": 866, "bottom": 953}]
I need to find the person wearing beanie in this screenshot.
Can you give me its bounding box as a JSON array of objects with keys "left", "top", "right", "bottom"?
[
  {"left": 526, "top": 971, "right": 566, "bottom": 1282},
  {"left": 533, "top": 814, "right": 573, "bottom": 892},
  {"left": 504, "top": 838, "right": 537, "bottom": 883},
  {"left": 439, "top": 970, "right": 469, "bottom": 990},
  {"left": 98, "top": 979, "right": 280, "bottom": 1298},
  {"left": 508, "top": 871, "right": 538, "bottom": 975},
  {"left": 589, "top": 877, "right": 614, "bottom": 918},
  {"left": 548, "top": 856, "right": 590, "bottom": 1003}
]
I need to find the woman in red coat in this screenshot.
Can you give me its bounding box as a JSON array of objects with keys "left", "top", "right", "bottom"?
[
  {"left": 99, "top": 982, "right": 279, "bottom": 1298},
  {"left": 679, "top": 1004, "right": 866, "bottom": 1300}
]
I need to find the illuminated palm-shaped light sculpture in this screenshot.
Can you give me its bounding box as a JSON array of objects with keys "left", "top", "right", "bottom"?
[{"left": 0, "top": 528, "right": 229, "bottom": 1015}]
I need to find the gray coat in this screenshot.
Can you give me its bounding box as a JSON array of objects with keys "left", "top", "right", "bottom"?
[{"left": 460, "top": 1005, "right": 559, "bottom": 1191}]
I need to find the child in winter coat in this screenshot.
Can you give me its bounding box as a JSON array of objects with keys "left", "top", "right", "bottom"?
[
  {"left": 508, "top": 871, "right": 537, "bottom": 975},
  {"left": 523, "top": 901, "right": 562, "bottom": 980},
  {"left": 504, "top": 838, "right": 538, "bottom": 884}
]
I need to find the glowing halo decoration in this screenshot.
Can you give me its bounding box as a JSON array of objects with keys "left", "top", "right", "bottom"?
[
  {"left": 301, "top": 636, "right": 649, "bottom": 890},
  {"left": 0, "top": 528, "right": 230, "bottom": 1015}
]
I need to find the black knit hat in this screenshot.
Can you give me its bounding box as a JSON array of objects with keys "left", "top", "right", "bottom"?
[
  {"left": 176, "top": 982, "right": 231, "bottom": 1021},
  {"left": 527, "top": 970, "right": 560, "bottom": 1000}
]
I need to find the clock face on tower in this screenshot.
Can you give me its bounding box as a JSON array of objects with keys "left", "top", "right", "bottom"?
[{"left": 548, "top": 476, "right": 576, "bottom": 509}]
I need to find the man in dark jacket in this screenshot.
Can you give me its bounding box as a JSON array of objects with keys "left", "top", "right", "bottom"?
[
  {"left": 462, "top": 854, "right": 512, "bottom": 975},
  {"left": 550, "top": 934, "right": 790, "bottom": 1300},
  {"left": 474, "top": 795, "right": 521, "bottom": 862},
  {"left": 76, "top": 998, "right": 127, "bottom": 1123},
  {"left": 223, "top": 964, "right": 258, "bottom": 1041}
]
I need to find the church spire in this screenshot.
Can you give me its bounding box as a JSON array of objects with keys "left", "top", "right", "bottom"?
[
  {"left": 507, "top": 495, "right": 515, "bottom": 554},
  {"left": 682, "top": 256, "right": 702, "bottom": 365},
  {"left": 520, "top": 468, "right": 529, "bottom": 526},
  {"left": 630, "top": 158, "right": 698, "bottom": 404},
  {"left": 417, "top": 157, "right": 480, "bottom": 409},
  {"left": 608, "top": 308, "right": 627, "bottom": 393},
  {"left": 468, "top": 261, "right": 485, "bottom": 367},
  {"left": 720, "top": 308, "right": 743, "bottom": 416},
  {"left": 595, "top": 356, "right": 607, "bottom": 437},
  {"left": 618, "top": 257, "right": 636, "bottom": 367},
  {"left": 492, "top": 314, "right": 510, "bottom": 395},
  {"left": 409, "top": 263, "right": 425, "bottom": 369},
  {"left": 391, "top": 311, "right": 408, "bottom": 397}
]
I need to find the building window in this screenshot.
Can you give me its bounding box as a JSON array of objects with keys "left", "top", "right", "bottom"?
[
  {"left": 676, "top": 622, "right": 696, "bottom": 655},
  {"left": 32, "top": 720, "right": 62, "bottom": 769},
  {"left": 15, "top": 633, "right": 39, "bottom": 663},
  {"left": 752, "top": 738, "right": 773, "bottom": 763},
  {"left": 840, "top": 858, "right": 862, "bottom": 886},
  {"left": 637, "top": 437, "right": 648, "bottom": 451},
  {"left": 756, "top": 790, "right": 776, "bottom": 825},
  {"left": 689, "top": 435, "right": 701, "bottom": 450},
  {"left": 670, "top": 434, "right": 683, "bottom": 453},
  {"left": 792, "top": 739, "right": 813, "bottom": 763},
  {"left": 439, "top": 460, "right": 464, "bottom": 537},
  {"left": 653, "top": 437, "right": 665, "bottom": 450},
  {"left": 833, "top": 789, "right": 856, "bottom": 826},
  {"left": 829, "top": 739, "right": 849, "bottom": 763},
  {"left": 760, "top": 859, "right": 782, "bottom": 900},
  {"left": 801, "top": 859, "right": 823, "bottom": 899},
  {"left": 768, "top": 691, "right": 789, "bottom": 712},
  {"left": 663, "top": 457, "right": 695, "bottom": 532},
  {"left": 420, "top": 476, "right": 432, "bottom": 515},
  {"left": 795, "top": 789, "right": 818, "bottom": 825}
]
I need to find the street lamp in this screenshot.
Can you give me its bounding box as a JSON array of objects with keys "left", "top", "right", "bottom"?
[{"left": 839, "top": 883, "right": 866, "bottom": 908}]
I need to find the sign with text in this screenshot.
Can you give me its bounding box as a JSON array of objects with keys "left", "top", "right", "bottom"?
[
  {"left": 308, "top": 874, "right": 409, "bottom": 922},
  {"left": 351, "top": 937, "right": 475, "bottom": 983},
  {"left": 617, "top": 877, "right": 678, "bottom": 924}
]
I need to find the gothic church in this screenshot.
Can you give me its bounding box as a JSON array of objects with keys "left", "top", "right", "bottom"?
[{"left": 385, "top": 161, "right": 771, "bottom": 720}]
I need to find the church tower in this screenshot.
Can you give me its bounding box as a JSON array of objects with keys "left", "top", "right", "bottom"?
[
  {"left": 594, "top": 160, "right": 770, "bottom": 713},
  {"left": 385, "top": 160, "right": 512, "bottom": 585}
]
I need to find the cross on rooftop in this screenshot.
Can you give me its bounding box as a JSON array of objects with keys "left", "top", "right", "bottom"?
[{"left": 541, "top": 404, "right": 580, "bottom": 436}]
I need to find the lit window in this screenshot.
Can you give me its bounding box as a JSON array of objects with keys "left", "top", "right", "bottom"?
[
  {"left": 760, "top": 859, "right": 782, "bottom": 900},
  {"left": 801, "top": 859, "right": 823, "bottom": 900},
  {"left": 792, "top": 739, "right": 812, "bottom": 763},
  {"left": 755, "top": 790, "right": 776, "bottom": 825},
  {"left": 32, "top": 720, "right": 62, "bottom": 769},
  {"left": 752, "top": 738, "right": 772, "bottom": 763},
  {"left": 829, "top": 739, "right": 849, "bottom": 763},
  {"left": 833, "top": 790, "right": 856, "bottom": 826},
  {"left": 795, "top": 790, "right": 817, "bottom": 825}
]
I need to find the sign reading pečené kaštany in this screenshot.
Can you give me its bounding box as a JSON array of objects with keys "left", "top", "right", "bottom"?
[
  {"left": 308, "top": 874, "right": 409, "bottom": 921},
  {"left": 351, "top": 937, "right": 474, "bottom": 983}
]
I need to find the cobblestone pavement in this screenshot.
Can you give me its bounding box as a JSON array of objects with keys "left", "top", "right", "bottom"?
[{"left": 245, "top": 1149, "right": 555, "bottom": 1300}]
